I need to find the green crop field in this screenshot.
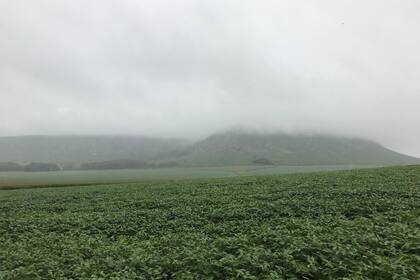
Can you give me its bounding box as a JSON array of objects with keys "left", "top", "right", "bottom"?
[
  {"left": 1, "top": 166, "right": 419, "bottom": 279},
  {"left": 0, "top": 164, "right": 378, "bottom": 189}
]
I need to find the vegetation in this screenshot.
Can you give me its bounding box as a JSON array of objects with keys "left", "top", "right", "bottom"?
[
  {"left": 0, "top": 135, "right": 188, "bottom": 165},
  {"left": 1, "top": 132, "right": 419, "bottom": 170},
  {"left": 252, "top": 158, "right": 274, "bottom": 165},
  {"left": 80, "top": 160, "right": 179, "bottom": 170},
  {"left": 23, "top": 162, "right": 61, "bottom": 172},
  {"left": 0, "top": 165, "right": 378, "bottom": 189},
  {"left": 80, "top": 159, "right": 151, "bottom": 170},
  {"left": 1, "top": 166, "right": 419, "bottom": 279},
  {"left": 0, "top": 162, "right": 23, "bottom": 172},
  {"left": 0, "top": 162, "right": 61, "bottom": 172},
  {"left": 180, "top": 132, "right": 420, "bottom": 166}
]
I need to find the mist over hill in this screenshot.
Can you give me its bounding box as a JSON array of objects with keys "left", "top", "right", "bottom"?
[
  {"left": 179, "top": 132, "right": 420, "bottom": 166},
  {"left": 0, "top": 135, "right": 189, "bottom": 165},
  {"left": 0, "top": 132, "right": 418, "bottom": 169}
]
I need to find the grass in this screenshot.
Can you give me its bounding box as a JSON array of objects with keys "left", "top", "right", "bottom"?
[
  {"left": 0, "top": 165, "right": 419, "bottom": 279},
  {"left": 0, "top": 164, "right": 379, "bottom": 189}
]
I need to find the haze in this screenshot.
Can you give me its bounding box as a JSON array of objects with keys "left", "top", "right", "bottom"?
[{"left": 1, "top": 0, "right": 419, "bottom": 156}]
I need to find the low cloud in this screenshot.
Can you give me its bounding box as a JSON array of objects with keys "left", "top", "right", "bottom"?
[{"left": 1, "top": 0, "right": 419, "bottom": 156}]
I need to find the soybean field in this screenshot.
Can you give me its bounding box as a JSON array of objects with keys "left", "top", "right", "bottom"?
[
  {"left": 0, "top": 166, "right": 419, "bottom": 279},
  {"left": 0, "top": 164, "right": 378, "bottom": 189}
]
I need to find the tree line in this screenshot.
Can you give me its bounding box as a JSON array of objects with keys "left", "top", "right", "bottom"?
[{"left": 0, "top": 160, "right": 179, "bottom": 172}]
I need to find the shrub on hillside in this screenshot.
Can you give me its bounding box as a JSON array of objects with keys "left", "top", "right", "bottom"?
[
  {"left": 24, "top": 162, "right": 61, "bottom": 172},
  {"left": 80, "top": 159, "right": 152, "bottom": 170},
  {"left": 0, "top": 162, "right": 24, "bottom": 172},
  {"left": 252, "top": 158, "right": 274, "bottom": 165}
]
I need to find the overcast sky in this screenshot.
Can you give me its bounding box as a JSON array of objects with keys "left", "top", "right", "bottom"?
[{"left": 1, "top": 0, "right": 419, "bottom": 156}]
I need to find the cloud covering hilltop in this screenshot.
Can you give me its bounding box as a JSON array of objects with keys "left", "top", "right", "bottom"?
[{"left": 1, "top": 1, "right": 420, "bottom": 156}]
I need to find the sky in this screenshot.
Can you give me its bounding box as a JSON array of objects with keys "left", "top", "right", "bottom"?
[{"left": 1, "top": 0, "right": 420, "bottom": 156}]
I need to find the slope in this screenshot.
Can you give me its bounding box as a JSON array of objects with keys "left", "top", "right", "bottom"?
[
  {"left": 0, "top": 135, "right": 188, "bottom": 165},
  {"left": 179, "top": 131, "right": 420, "bottom": 166}
]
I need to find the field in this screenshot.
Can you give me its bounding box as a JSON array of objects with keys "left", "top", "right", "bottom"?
[
  {"left": 1, "top": 166, "right": 419, "bottom": 279},
  {"left": 0, "top": 164, "right": 378, "bottom": 189}
]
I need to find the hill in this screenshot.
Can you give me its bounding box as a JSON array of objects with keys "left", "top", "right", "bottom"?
[
  {"left": 0, "top": 132, "right": 418, "bottom": 167},
  {"left": 0, "top": 135, "right": 188, "bottom": 165},
  {"left": 179, "top": 131, "right": 420, "bottom": 166}
]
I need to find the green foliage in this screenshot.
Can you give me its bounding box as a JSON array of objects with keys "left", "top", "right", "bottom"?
[
  {"left": 0, "top": 135, "right": 188, "bottom": 165},
  {"left": 0, "top": 165, "right": 378, "bottom": 189},
  {"left": 180, "top": 132, "right": 420, "bottom": 166},
  {"left": 1, "top": 166, "right": 419, "bottom": 279},
  {"left": 1, "top": 133, "right": 419, "bottom": 168}
]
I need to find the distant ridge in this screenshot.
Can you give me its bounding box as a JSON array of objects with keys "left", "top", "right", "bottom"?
[
  {"left": 0, "top": 132, "right": 418, "bottom": 167},
  {"left": 178, "top": 131, "right": 420, "bottom": 166},
  {"left": 0, "top": 135, "right": 188, "bottom": 165}
]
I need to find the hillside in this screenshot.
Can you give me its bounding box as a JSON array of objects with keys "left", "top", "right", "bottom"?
[
  {"left": 0, "top": 132, "right": 419, "bottom": 167},
  {"left": 179, "top": 132, "right": 420, "bottom": 166},
  {"left": 0, "top": 135, "right": 188, "bottom": 165}
]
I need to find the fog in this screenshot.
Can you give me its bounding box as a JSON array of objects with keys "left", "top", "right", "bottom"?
[{"left": 1, "top": 1, "right": 419, "bottom": 156}]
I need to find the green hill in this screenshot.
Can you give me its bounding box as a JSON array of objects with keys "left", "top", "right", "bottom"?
[
  {"left": 0, "top": 132, "right": 418, "bottom": 167},
  {"left": 0, "top": 135, "right": 188, "bottom": 165},
  {"left": 179, "top": 131, "right": 420, "bottom": 166}
]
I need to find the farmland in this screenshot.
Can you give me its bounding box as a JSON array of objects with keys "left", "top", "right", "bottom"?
[
  {"left": 1, "top": 166, "right": 419, "bottom": 279},
  {"left": 0, "top": 164, "right": 377, "bottom": 189}
]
